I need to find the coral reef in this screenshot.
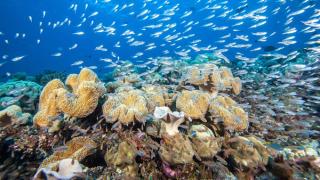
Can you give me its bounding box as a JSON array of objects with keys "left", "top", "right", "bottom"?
[
  {"left": 176, "top": 90, "right": 210, "bottom": 121},
  {"left": 104, "top": 141, "right": 138, "bottom": 177},
  {"left": 0, "top": 81, "right": 42, "bottom": 113},
  {"left": 33, "top": 68, "right": 106, "bottom": 129},
  {"left": 0, "top": 57, "right": 319, "bottom": 179},
  {"left": 39, "top": 136, "right": 97, "bottom": 170},
  {"left": 0, "top": 105, "right": 31, "bottom": 127},
  {"left": 102, "top": 89, "right": 148, "bottom": 125},
  {"left": 209, "top": 95, "right": 248, "bottom": 131},
  {"left": 189, "top": 124, "right": 221, "bottom": 159},
  {"left": 182, "top": 64, "right": 242, "bottom": 95}
]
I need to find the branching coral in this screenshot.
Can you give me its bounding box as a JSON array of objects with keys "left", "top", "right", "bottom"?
[
  {"left": 0, "top": 105, "right": 31, "bottom": 127},
  {"left": 189, "top": 124, "right": 221, "bottom": 159},
  {"left": 102, "top": 90, "right": 148, "bottom": 125},
  {"left": 39, "top": 136, "right": 97, "bottom": 171},
  {"left": 33, "top": 68, "right": 106, "bottom": 128},
  {"left": 176, "top": 90, "right": 211, "bottom": 121},
  {"left": 183, "top": 64, "right": 242, "bottom": 95},
  {"left": 104, "top": 141, "right": 138, "bottom": 177},
  {"left": 209, "top": 95, "right": 248, "bottom": 131}
]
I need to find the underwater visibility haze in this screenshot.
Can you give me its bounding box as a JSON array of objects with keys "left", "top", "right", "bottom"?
[{"left": 0, "top": 0, "right": 320, "bottom": 179}]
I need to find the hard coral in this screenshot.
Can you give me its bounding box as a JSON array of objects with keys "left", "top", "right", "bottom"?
[
  {"left": 176, "top": 90, "right": 210, "bottom": 121},
  {"left": 0, "top": 105, "right": 31, "bottom": 127},
  {"left": 183, "top": 64, "right": 242, "bottom": 95},
  {"left": 33, "top": 68, "right": 106, "bottom": 128},
  {"left": 102, "top": 90, "right": 148, "bottom": 125},
  {"left": 209, "top": 95, "right": 248, "bottom": 131},
  {"left": 39, "top": 136, "right": 97, "bottom": 171}
]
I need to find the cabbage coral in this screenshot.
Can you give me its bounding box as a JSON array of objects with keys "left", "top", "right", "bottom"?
[
  {"left": 209, "top": 95, "right": 248, "bottom": 131},
  {"left": 39, "top": 136, "right": 97, "bottom": 171},
  {"left": 154, "top": 106, "right": 185, "bottom": 136},
  {"left": 102, "top": 90, "right": 148, "bottom": 125},
  {"left": 183, "top": 64, "right": 242, "bottom": 95},
  {"left": 33, "top": 68, "right": 106, "bottom": 128},
  {"left": 176, "top": 90, "right": 210, "bottom": 121}
]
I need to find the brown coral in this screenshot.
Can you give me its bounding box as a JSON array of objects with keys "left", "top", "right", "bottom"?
[
  {"left": 159, "top": 133, "right": 195, "bottom": 165},
  {"left": 102, "top": 90, "right": 148, "bottom": 125},
  {"left": 183, "top": 64, "right": 242, "bottom": 95},
  {"left": 209, "top": 95, "right": 248, "bottom": 131},
  {"left": 39, "top": 136, "right": 97, "bottom": 170},
  {"left": 189, "top": 124, "right": 221, "bottom": 159},
  {"left": 33, "top": 68, "right": 106, "bottom": 128},
  {"left": 224, "top": 136, "right": 270, "bottom": 170},
  {"left": 176, "top": 90, "right": 210, "bottom": 121},
  {"left": 142, "top": 85, "right": 166, "bottom": 112},
  {"left": 104, "top": 141, "right": 138, "bottom": 177}
]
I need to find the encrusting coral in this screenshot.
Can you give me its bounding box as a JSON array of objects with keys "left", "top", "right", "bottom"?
[
  {"left": 142, "top": 85, "right": 166, "bottom": 113},
  {"left": 209, "top": 95, "right": 248, "bottom": 131},
  {"left": 189, "top": 124, "right": 221, "bottom": 159},
  {"left": 224, "top": 136, "right": 270, "bottom": 170},
  {"left": 183, "top": 64, "right": 242, "bottom": 95},
  {"left": 104, "top": 141, "right": 139, "bottom": 177},
  {"left": 0, "top": 105, "right": 31, "bottom": 127},
  {"left": 102, "top": 89, "right": 148, "bottom": 125},
  {"left": 39, "top": 136, "right": 97, "bottom": 171},
  {"left": 176, "top": 90, "right": 211, "bottom": 121},
  {"left": 33, "top": 68, "right": 106, "bottom": 129}
]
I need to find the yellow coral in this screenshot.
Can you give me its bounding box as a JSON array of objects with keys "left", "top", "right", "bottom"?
[
  {"left": 104, "top": 141, "right": 138, "bottom": 177},
  {"left": 102, "top": 90, "right": 148, "bottom": 124},
  {"left": 142, "top": 85, "right": 166, "bottom": 112},
  {"left": 40, "top": 136, "right": 97, "bottom": 170},
  {"left": 0, "top": 105, "right": 31, "bottom": 127},
  {"left": 184, "top": 64, "right": 242, "bottom": 95},
  {"left": 160, "top": 134, "right": 194, "bottom": 165},
  {"left": 176, "top": 90, "right": 210, "bottom": 120},
  {"left": 209, "top": 95, "right": 248, "bottom": 131},
  {"left": 189, "top": 124, "right": 221, "bottom": 159},
  {"left": 33, "top": 68, "right": 106, "bottom": 128}
]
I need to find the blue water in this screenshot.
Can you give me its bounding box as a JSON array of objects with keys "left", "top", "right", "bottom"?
[{"left": 0, "top": 0, "right": 319, "bottom": 75}]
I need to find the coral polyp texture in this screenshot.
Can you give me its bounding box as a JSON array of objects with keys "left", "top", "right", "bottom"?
[
  {"left": 33, "top": 68, "right": 106, "bottom": 128},
  {"left": 0, "top": 105, "right": 31, "bottom": 127},
  {"left": 209, "top": 95, "right": 248, "bottom": 131},
  {"left": 102, "top": 89, "right": 148, "bottom": 124},
  {"left": 183, "top": 64, "right": 242, "bottom": 95},
  {"left": 1, "top": 58, "right": 319, "bottom": 179},
  {"left": 39, "top": 136, "right": 97, "bottom": 170},
  {"left": 176, "top": 90, "right": 210, "bottom": 121}
]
